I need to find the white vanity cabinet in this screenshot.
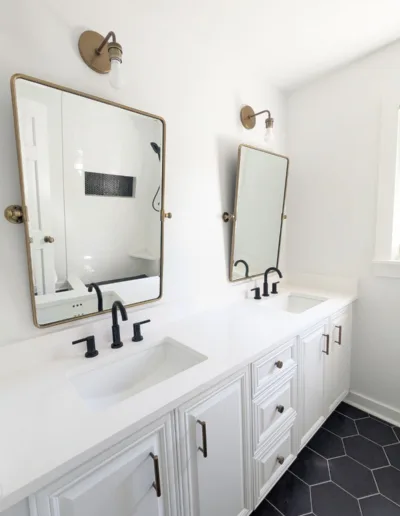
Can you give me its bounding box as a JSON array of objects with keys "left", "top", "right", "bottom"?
[
  {"left": 1, "top": 302, "right": 355, "bottom": 516},
  {"left": 325, "top": 308, "right": 352, "bottom": 415},
  {"left": 30, "top": 414, "right": 179, "bottom": 516},
  {"left": 176, "top": 369, "right": 252, "bottom": 516},
  {"left": 299, "top": 320, "right": 329, "bottom": 447}
]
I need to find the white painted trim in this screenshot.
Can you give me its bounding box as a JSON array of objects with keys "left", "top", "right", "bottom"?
[
  {"left": 374, "top": 93, "right": 400, "bottom": 261},
  {"left": 372, "top": 260, "right": 400, "bottom": 278},
  {"left": 346, "top": 391, "right": 400, "bottom": 426}
]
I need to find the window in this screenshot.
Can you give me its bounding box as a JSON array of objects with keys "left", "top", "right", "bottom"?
[{"left": 373, "top": 95, "right": 400, "bottom": 276}]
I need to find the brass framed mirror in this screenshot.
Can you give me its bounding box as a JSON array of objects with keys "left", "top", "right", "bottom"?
[
  {"left": 10, "top": 74, "right": 167, "bottom": 327},
  {"left": 228, "top": 144, "right": 289, "bottom": 282}
]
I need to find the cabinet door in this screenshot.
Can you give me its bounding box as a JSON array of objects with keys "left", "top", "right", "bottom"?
[
  {"left": 176, "top": 370, "right": 251, "bottom": 516},
  {"left": 31, "top": 415, "right": 178, "bottom": 516},
  {"left": 325, "top": 308, "right": 352, "bottom": 415},
  {"left": 299, "top": 322, "right": 328, "bottom": 448}
]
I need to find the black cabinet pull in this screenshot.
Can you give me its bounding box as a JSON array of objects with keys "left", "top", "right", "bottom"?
[
  {"left": 322, "top": 334, "right": 330, "bottom": 355},
  {"left": 335, "top": 325, "right": 342, "bottom": 345},
  {"left": 150, "top": 452, "right": 161, "bottom": 497},
  {"left": 197, "top": 420, "right": 208, "bottom": 458}
]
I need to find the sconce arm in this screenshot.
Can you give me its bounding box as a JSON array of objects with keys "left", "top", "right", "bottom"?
[
  {"left": 250, "top": 109, "right": 271, "bottom": 119},
  {"left": 96, "top": 31, "right": 117, "bottom": 55}
]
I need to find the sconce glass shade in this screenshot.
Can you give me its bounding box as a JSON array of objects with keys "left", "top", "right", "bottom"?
[
  {"left": 264, "top": 127, "right": 275, "bottom": 146},
  {"left": 109, "top": 58, "right": 124, "bottom": 89}
]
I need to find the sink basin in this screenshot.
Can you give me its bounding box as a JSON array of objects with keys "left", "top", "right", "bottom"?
[
  {"left": 70, "top": 338, "right": 207, "bottom": 411},
  {"left": 264, "top": 293, "right": 327, "bottom": 314}
]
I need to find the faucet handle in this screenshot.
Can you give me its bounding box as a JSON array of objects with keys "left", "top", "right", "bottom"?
[
  {"left": 72, "top": 336, "right": 98, "bottom": 358},
  {"left": 271, "top": 281, "right": 280, "bottom": 295},
  {"left": 132, "top": 319, "right": 151, "bottom": 342},
  {"left": 251, "top": 287, "right": 262, "bottom": 300}
]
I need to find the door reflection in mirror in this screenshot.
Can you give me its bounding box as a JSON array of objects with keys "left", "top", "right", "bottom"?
[{"left": 12, "top": 76, "right": 165, "bottom": 326}]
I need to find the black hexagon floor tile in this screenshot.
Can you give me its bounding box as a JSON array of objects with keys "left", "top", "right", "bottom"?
[
  {"left": 336, "top": 402, "right": 369, "bottom": 420},
  {"left": 393, "top": 426, "right": 400, "bottom": 441},
  {"left": 329, "top": 456, "right": 377, "bottom": 498},
  {"left": 385, "top": 443, "right": 400, "bottom": 470},
  {"left": 253, "top": 500, "right": 282, "bottom": 515},
  {"left": 323, "top": 412, "right": 357, "bottom": 438},
  {"left": 267, "top": 471, "right": 311, "bottom": 516},
  {"left": 344, "top": 435, "right": 389, "bottom": 469},
  {"left": 356, "top": 418, "right": 398, "bottom": 446},
  {"left": 311, "top": 482, "right": 361, "bottom": 516},
  {"left": 290, "top": 447, "right": 330, "bottom": 486},
  {"left": 370, "top": 415, "right": 393, "bottom": 426},
  {"left": 374, "top": 466, "right": 400, "bottom": 506},
  {"left": 308, "top": 429, "right": 345, "bottom": 459},
  {"left": 359, "top": 495, "right": 400, "bottom": 516}
]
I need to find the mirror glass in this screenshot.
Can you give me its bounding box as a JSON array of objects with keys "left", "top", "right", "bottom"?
[
  {"left": 230, "top": 145, "right": 289, "bottom": 281},
  {"left": 12, "top": 76, "right": 165, "bottom": 327}
]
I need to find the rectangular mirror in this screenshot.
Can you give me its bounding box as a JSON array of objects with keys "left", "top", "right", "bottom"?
[
  {"left": 230, "top": 144, "right": 289, "bottom": 281},
  {"left": 11, "top": 75, "right": 166, "bottom": 327}
]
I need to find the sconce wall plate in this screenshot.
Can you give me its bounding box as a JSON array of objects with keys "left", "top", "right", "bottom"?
[
  {"left": 240, "top": 105, "right": 256, "bottom": 130},
  {"left": 78, "top": 30, "right": 111, "bottom": 74},
  {"left": 5, "top": 205, "right": 24, "bottom": 224}
]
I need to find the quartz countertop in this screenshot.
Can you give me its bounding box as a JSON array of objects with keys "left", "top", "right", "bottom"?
[{"left": 0, "top": 286, "right": 356, "bottom": 511}]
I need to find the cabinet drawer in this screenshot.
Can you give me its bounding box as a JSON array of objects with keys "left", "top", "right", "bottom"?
[
  {"left": 253, "top": 373, "right": 296, "bottom": 450},
  {"left": 252, "top": 338, "right": 296, "bottom": 398},
  {"left": 254, "top": 422, "right": 296, "bottom": 508}
]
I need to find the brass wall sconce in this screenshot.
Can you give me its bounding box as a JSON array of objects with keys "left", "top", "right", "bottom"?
[
  {"left": 240, "top": 105, "right": 275, "bottom": 145},
  {"left": 78, "top": 30, "right": 124, "bottom": 89}
]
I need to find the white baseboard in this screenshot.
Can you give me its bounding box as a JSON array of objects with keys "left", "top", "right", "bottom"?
[{"left": 346, "top": 391, "right": 400, "bottom": 426}]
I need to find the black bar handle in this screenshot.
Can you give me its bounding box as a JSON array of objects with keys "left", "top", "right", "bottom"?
[
  {"left": 197, "top": 420, "right": 208, "bottom": 458},
  {"left": 150, "top": 452, "right": 161, "bottom": 497}
]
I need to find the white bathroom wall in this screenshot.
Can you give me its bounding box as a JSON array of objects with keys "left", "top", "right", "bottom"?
[
  {"left": 0, "top": 0, "right": 286, "bottom": 345},
  {"left": 287, "top": 39, "right": 400, "bottom": 417}
]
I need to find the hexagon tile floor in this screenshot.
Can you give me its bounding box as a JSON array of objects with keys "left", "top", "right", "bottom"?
[{"left": 253, "top": 402, "right": 400, "bottom": 516}]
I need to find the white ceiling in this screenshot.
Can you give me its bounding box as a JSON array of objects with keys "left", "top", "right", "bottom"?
[
  {"left": 138, "top": 0, "right": 400, "bottom": 91},
  {"left": 197, "top": 0, "right": 400, "bottom": 90},
  {"left": 255, "top": 0, "right": 400, "bottom": 89}
]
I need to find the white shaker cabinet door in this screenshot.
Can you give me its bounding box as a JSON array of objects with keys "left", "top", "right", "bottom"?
[
  {"left": 299, "top": 321, "right": 328, "bottom": 448},
  {"left": 176, "top": 369, "right": 252, "bottom": 516},
  {"left": 30, "top": 415, "right": 178, "bottom": 516},
  {"left": 325, "top": 308, "right": 352, "bottom": 415}
]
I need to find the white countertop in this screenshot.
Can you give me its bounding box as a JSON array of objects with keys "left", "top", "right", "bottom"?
[{"left": 0, "top": 286, "right": 355, "bottom": 511}]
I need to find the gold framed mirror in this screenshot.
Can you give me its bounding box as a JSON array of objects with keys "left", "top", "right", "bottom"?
[
  {"left": 228, "top": 144, "right": 289, "bottom": 282},
  {"left": 10, "top": 74, "right": 167, "bottom": 327}
]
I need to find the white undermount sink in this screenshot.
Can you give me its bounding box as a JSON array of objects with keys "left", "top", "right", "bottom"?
[
  {"left": 70, "top": 338, "right": 207, "bottom": 411},
  {"left": 264, "top": 293, "right": 327, "bottom": 314}
]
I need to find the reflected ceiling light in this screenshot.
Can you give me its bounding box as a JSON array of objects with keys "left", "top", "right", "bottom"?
[
  {"left": 78, "top": 30, "right": 124, "bottom": 89},
  {"left": 240, "top": 105, "right": 275, "bottom": 146}
]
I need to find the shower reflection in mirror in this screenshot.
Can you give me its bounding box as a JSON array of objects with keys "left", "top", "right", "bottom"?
[{"left": 12, "top": 76, "right": 165, "bottom": 326}]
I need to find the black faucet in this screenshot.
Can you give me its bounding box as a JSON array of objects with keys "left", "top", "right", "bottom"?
[
  {"left": 111, "top": 301, "right": 128, "bottom": 349},
  {"left": 87, "top": 283, "right": 103, "bottom": 312},
  {"left": 263, "top": 267, "right": 283, "bottom": 297},
  {"left": 234, "top": 259, "right": 250, "bottom": 278}
]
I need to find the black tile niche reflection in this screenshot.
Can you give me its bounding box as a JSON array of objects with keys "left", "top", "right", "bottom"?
[
  {"left": 85, "top": 171, "right": 135, "bottom": 198},
  {"left": 253, "top": 403, "right": 400, "bottom": 516}
]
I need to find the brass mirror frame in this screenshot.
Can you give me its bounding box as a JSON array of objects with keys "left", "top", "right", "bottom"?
[
  {"left": 10, "top": 74, "right": 167, "bottom": 328},
  {"left": 229, "top": 144, "right": 289, "bottom": 282}
]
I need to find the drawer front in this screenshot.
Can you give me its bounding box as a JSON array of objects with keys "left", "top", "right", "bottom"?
[
  {"left": 252, "top": 338, "right": 297, "bottom": 398},
  {"left": 253, "top": 374, "right": 296, "bottom": 450},
  {"left": 254, "top": 423, "right": 296, "bottom": 507}
]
